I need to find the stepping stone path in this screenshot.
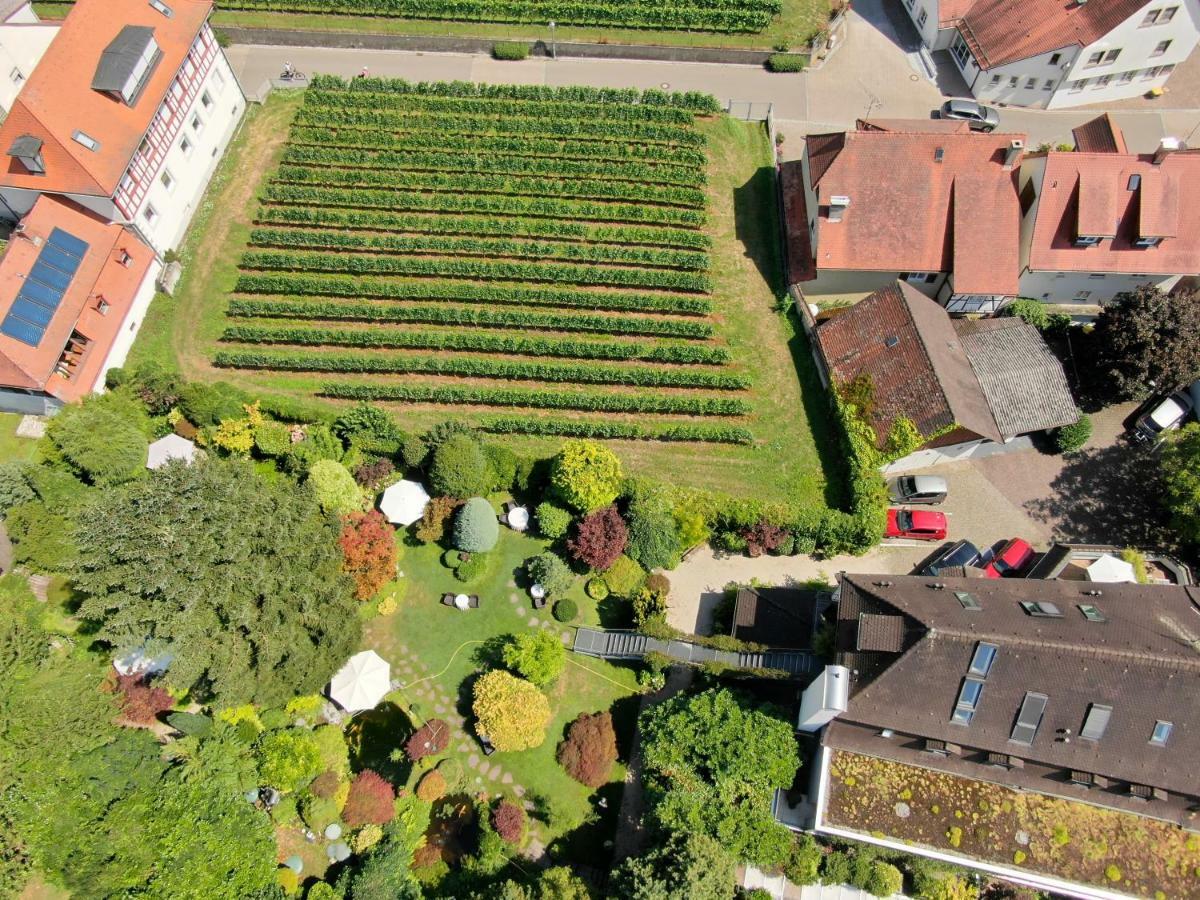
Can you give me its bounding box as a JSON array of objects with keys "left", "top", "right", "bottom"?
[
  {"left": 560, "top": 631, "right": 572, "bottom": 645},
  {"left": 502, "top": 773, "right": 513, "bottom": 785},
  {"left": 468, "top": 754, "right": 480, "bottom": 768}
]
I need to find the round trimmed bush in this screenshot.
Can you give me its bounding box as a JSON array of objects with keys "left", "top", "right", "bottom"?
[
  {"left": 525, "top": 552, "right": 574, "bottom": 596},
  {"left": 585, "top": 578, "right": 609, "bottom": 600},
  {"left": 535, "top": 501, "right": 572, "bottom": 540},
  {"left": 429, "top": 433, "right": 491, "bottom": 498},
  {"left": 454, "top": 553, "right": 487, "bottom": 582},
  {"left": 552, "top": 599, "right": 579, "bottom": 623},
  {"left": 1055, "top": 413, "right": 1092, "bottom": 453},
  {"left": 550, "top": 440, "right": 623, "bottom": 512},
  {"left": 441, "top": 549, "right": 462, "bottom": 568},
  {"left": 453, "top": 497, "right": 499, "bottom": 552}
]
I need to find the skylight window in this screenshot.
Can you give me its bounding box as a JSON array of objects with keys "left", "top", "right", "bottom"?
[
  {"left": 1079, "top": 703, "right": 1112, "bottom": 741},
  {"left": 1010, "top": 691, "right": 1048, "bottom": 744},
  {"left": 72, "top": 130, "right": 100, "bottom": 151},
  {"left": 149, "top": 0, "right": 173, "bottom": 16},
  {"left": 1150, "top": 720, "right": 1172, "bottom": 745},
  {"left": 1020, "top": 601, "right": 1063, "bottom": 618},
  {"left": 968, "top": 642, "right": 998, "bottom": 677},
  {"left": 951, "top": 676, "right": 985, "bottom": 725},
  {"left": 955, "top": 591, "right": 981, "bottom": 611},
  {"left": 1078, "top": 603, "right": 1106, "bottom": 623}
]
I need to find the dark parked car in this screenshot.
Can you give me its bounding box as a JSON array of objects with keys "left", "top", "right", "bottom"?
[
  {"left": 983, "top": 538, "right": 1035, "bottom": 578},
  {"left": 939, "top": 99, "right": 1000, "bottom": 132},
  {"left": 921, "top": 540, "right": 982, "bottom": 576},
  {"left": 888, "top": 474, "right": 948, "bottom": 505}
]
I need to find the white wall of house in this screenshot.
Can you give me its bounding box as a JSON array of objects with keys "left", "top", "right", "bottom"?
[
  {"left": 0, "top": 8, "right": 57, "bottom": 114},
  {"left": 967, "top": 46, "right": 1077, "bottom": 109},
  {"left": 1019, "top": 270, "right": 1180, "bottom": 304},
  {"left": 1017, "top": 155, "right": 1046, "bottom": 273},
  {"left": 0, "top": 187, "right": 117, "bottom": 224},
  {"left": 898, "top": 0, "right": 942, "bottom": 49},
  {"left": 805, "top": 269, "right": 947, "bottom": 300},
  {"left": 95, "top": 260, "right": 161, "bottom": 389},
  {"left": 128, "top": 47, "right": 243, "bottom": 255}
]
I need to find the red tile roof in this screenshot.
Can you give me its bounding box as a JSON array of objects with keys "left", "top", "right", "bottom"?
[
  {"left": 857, "top": 118, "right": 972, "bottom": 134},
  {"left": 959, "top": 0, "right": 1147, "bottom": 69},
  {"left": 802, "top": 126, "right": 1025, "bottom": 295},
  {"left": 0, "top": 0, "right": 212, "bottom": 198},
  {"left": 1029, "top": 149, "right": 1200, "bottom": 274},
  {"left": 0, "top": 196, "right": 156, "bottom": 402},
  {"left": 938, "top": 0, "right": 978, "bottom": 26},
  {"left": 1071, "top": 114, "right": 1128, "bottom": 155}
]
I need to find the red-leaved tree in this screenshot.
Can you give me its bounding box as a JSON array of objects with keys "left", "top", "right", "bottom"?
[
  {"left": 339, "top": 510, "right": 397, "bottom": 600},
  {"left": 342, "top": 769, "right": 396, "bottom": 826},
  {"left": 556, "top": 710, "right": 619, "bottom": 788},
  {"left": 567, "top": 505, "right": 628, "bottom": 571},
  {"left": 113, "top": 672, "right": 174, "bottom": 725},
  {"left": 405, "top": 718, "right": 450, "bottom": 762},
  {"left": 309, "top": 770, "right": 339, "bottom": 799},
  {"left": 491, "top": 800, "right": 526, "bottom": 845},
  {"left": 741, "top": 520, "right": 787, "bottom": 558}
]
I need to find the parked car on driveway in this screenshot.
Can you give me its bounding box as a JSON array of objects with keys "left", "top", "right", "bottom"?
[
  {"left": 888, "top": 474, "right": 948, "bottom": 505},
  {"left": 921, "top": 540, "right": 982, "bottom": 576},
  {"left": 1132, "top": 391, "right": 1194, "bottom": 444},
  {"left": 983, "top": 538, "right": 1035, "bottom": 578},
  {"left": 938, "top": 99, "right": 1000, "bottom": 132},
  {"left": 886, "top": 508, "right": 948, "bottom": 541}
]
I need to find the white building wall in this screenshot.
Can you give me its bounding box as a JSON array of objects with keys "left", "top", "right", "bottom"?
[
  {"left": 806, "top": 268, "right": 946, "bottom": 300},
  {"left": 898, "top": 0, "right": 941, "bottom": 49},
  {"left": 0, "top": 16, "right": 57, "bottom": 113},
  {"left": 130, "top": 46, "right": 243, "bottom": 254},
  {"left": 967, "top": 47, "right": 1077, "bottom": 109},
  {"left": 95, "top": 261, "right": 162, "bottom": 389},
  {"left": 1019, "top": 270, "right": 1179, "bottom": 304},
  {"left": 1017, "top": 156, "right": 1047, "bottom": 272}
]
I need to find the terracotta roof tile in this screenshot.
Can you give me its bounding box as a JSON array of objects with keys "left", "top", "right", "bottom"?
[
  {"left": 960, "top": 0, "right": 1147, "bottom": 69},
  {"left": 938, "top": 0, "right": 979, "bottom": 25},
  {"left": 0, "top": 0, "right": 212, "bottom": 197},
  {"left": 1029, "top": 150, "right": 1200, "bottom": 274},
  {"left": 1072, "top": 114, "right": 1128, "bottom": 155},
  {"left": 1077, "top": 168, "right": 1119, "bottom": 236},
  {"left": 780, "top": 162, "right": 816, "bottom": 284},
  {"left": 805, "top": 131, "right": 845, "bottom": 188},
  {"left": 0, "top": 196, "right": 156, "bottom": 401},
  {"left": 856, "top": 118, "right": 972, "bottom": 134},
  {"left": 800, "top": 127, "right": 1024, "bottom": 294},
  {"left": 952, "top": 172, "right": 1020, "bottom": 295}
]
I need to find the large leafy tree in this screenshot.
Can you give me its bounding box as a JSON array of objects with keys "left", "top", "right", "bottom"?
[
  {"left": 73, "top": 458, "right": 360, "bottom": 706},
  {"left": 1091, "top": 285, "right": 1200, "bottom": 400},
  {"left": 610, "top": 832, "right": 735, "bottom": 900},
  {"left": 639, "top": 688, "right": 800, "bottom": 868},
  {"left": 567, "top": 504, "right": 628, "bottom": 570},
  {"left": 550, "top": 440, "right": 623, "bottom": 512},
  {"left": 502, "top": 630, "right": 566, "bottom": 687},
  {"left": 340, "top": 510, "right": 397, "bottom": 601},
  {"left": 472, "top": 670, "right": 551, "bottom": 751},
  {"left": 1160, "top": 423, "right": 1200, "bottom": 542},
  {"left": 42, "top": 391, "right": 149, "bottom": 486}
]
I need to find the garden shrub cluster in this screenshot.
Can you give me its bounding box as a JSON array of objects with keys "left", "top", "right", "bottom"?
[{"left": 556, "top": 711, "right": 619, "bottom": 788}]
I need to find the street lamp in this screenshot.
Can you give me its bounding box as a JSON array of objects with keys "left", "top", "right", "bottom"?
[{"left": 549, "top": 20, "right": 557, "bottom": 60}]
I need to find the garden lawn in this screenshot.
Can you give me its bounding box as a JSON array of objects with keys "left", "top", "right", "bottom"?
[
  {"left": 0, "top": 412, "right": 40, "bottom": 464},
  {"left": 826, "top": 750, "right": 1200, "bottom": 898},
  {"left": 365, "top": 524, "right": 640, "bottom": 850},
  {"left": 35, "top": 0, "right": 832, "bottom": 50}
]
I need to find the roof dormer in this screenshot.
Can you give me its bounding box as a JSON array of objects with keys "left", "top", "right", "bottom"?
[
  {"left": 92, "top": 25, "right": 161, "bottom": 106},
  {"left": 6, "top": 134, "right": 44, "bottom": 175}
]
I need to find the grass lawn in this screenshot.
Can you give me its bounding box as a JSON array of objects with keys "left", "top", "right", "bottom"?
[
  {"left": 129, "top": 91, "right": 837, "bottom": 506},
  {"left": 827, "top": 751, "right": 1200, "bottom": 898},
  {"left": 34, "top": 0, "right": 832, "bottom": 51},
  {"left": 361, "top": 521, "right": 641, "bottom": 857},
  {"left": 0, "top": 413, "right": 41, "bottom": 464}
]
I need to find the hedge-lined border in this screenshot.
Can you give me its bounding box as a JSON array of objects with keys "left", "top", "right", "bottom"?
[{"left": 478, "top": 416, "right": 754, "bottom": 444}]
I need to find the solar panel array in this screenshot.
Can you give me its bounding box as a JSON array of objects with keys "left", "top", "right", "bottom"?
[{"left": 0, "top": 228, "right": 90, "bottom": 348}]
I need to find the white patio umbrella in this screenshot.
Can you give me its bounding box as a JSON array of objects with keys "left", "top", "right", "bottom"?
[
  {"left": 378, "top": 480, "right": 431, "bottom": 526},
  {"left": 328, "top": 650, "right": 391, "bottom": 712},
  {"left": 1086, "top": 554, "right": 1137, "bottom": 583},
  {"left": 146, "top": 434, "right": 200, "bottom": 469}
]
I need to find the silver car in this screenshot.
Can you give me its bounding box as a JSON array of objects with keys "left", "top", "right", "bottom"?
[
  {"left": 888, "top": 474, "right": 948, "bottom": 505},
  {"left": 939, "top": 99, "right": 1000, "bottom": 132}
]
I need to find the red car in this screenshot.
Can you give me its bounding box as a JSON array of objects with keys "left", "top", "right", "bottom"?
[
  {"left": 983, "top": 538, "right": 1035, "bottom": 578},
  {"left": 885, "top": 508, "right": 948, "bottom": 541}
]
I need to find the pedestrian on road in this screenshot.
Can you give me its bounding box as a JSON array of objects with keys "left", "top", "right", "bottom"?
[{"left": 358, "top": 66, "right": 369, "bottom": 79}]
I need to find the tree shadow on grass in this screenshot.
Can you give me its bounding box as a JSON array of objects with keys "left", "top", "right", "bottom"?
[
  {"left": 596, "top": 594, "right": 633, "bottom": 629},
  {"left": 732, "top": 163, "right": 785, "bottom": 294},
  {"left": 789, "top": 322, "right": 852, "bottom": 510},
  {"left": 547, "top": 780, "right": 624, "bottom": 869},
  {"left": 344, "top": 701, "right": 413, "bottom": 784}
]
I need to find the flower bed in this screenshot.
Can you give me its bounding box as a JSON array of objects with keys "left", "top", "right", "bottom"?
[{"left": 825, "top": 751, "right": 1200, "bottom": 898}]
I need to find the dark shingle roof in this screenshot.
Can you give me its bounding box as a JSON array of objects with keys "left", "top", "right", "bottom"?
[
  {"left": 856, "top": 613, "right": 906, "bottom": 652},
  {"left": 832, "top": 573, "right": 1200, "bottom": 797},
  {"left": 91, "top": 25, "right": 157, "bottom": 93},
  {"left": 732, "top": 587, "right": 816, "bottom": 649},
  {"left": 954, "top": 317, "right": 1078, "bottom": 438},
  {"left": 6, "top": 134, "right": 42, "bottom": 158}
]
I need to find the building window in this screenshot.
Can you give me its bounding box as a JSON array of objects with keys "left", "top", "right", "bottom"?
[
  {"left": 201, "top": 90, "right": 213, "bottom": 110},
  {"left": 1087, "top": 49, "right": 1121, "bottom": 67},
  {"left": 1069, "top": 79, "right": 1087, "bottom": 92},
  {"left": 1086, "top": 51, "right": 1104, "bottom": 66},
  {"left": 1049, "top": 52, "right": 1061, "bottom": 65},
  {"left": 72, "top": 130, "right": 100, "bottom": 151},
  {"left": 1095, "top": 74, "right": 1113, "bottom": 88},
  {"left": 1153, "top": 40, "right": 1172, "bottom": 56},
  {"left": 950, "top": 32, "right": 973, "bottom": 69},
  {"left": 1008, "top": 76, "right": 1019, "bottom": 87},
  {"left": 1089, "top": 273, "right": 1106, "bottom": 279},
  {"left": 191, "top": 114, "right": 204, "bottom": 133},
  {"left": 1075, "top": 290, "right": 1092, "bottom": 300},
  {"left": 1142, "top": 6, "right": 1178, "bottom": 25},
  {"left": 212, "top": 67, "right": 226, "bottom": 89},
  {"left": 990, "top": 74, "right": 1001, "bottom": 86},
  {"left": 902, "top": 272, "right": 938, "bottom": 284},
  {"left": 9, "top": 66, "right": 22, "bottom": 85},
  {"left": 1025, "top": 77, "right": 1037, "bottom": 89},
  {"left": 160, "top": 169, "right": 176, "bottom": 193},
  {"left": 1120, "top": 70, "right": 1136, "bottom": 83},
  {"left": 180, "top": 135, "right": 193, "bottom": 157},
  {"left": 1150, "top": 721, "right": 1173, "bottom": 745},
  {"left": 1075, "top": 235, "right": 1102, "bottom": 246},
  {"left": 1043, "top": 79, "right": 1055, "bottom": 90},
  {"left": 143, "top": 204, "right": 159, "bottom": 225},
  {"left": 917, "top": 7, "right": 928, "bottom": 27},
  {"left": 1134, "top": 236, "right": 1163, "bottom": 248}
]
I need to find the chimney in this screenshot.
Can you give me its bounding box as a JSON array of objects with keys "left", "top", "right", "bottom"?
[
  {"left": 828, "top": 195, "right": 850, "bottom": 223},
  {"left": 1153, "top": 137, "right": 1181, "bottom": 165},
  {"left": 1003, "top": 138, "right": 1025, "bottom": 169}
]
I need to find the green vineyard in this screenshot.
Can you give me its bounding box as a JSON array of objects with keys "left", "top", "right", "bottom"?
[{"left": 216, "top": 76, "right": 755, "bottom": 445}]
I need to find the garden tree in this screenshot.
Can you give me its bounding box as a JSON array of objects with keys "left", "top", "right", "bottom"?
[
  {"left": 1002, "top": 298, "right": 1049, "bottom": 329},
  {"left": 1054, "top": 413, "right": 1092, "bottom": 453},
  {"left": 415, "top": 495, "right": 458, "bottom": 543},
  {"left": 556, "top": 710, "right": 618, "bottom": 788},
  {"left": 43, "top": 392, "right": 149, "bottom": 486},
  {"left": 341, "top": 826, "right": 424, "bottom": 900},
  {"left": 0, "top": 462, "right": 33, "bottom": 515},
  {"left": 625, "top": 489, "right": 681, "bottom": 570},
  {"left": 784, "top": 834, "right": 823, "bottom": 885},
  {"left": 535, "top": 501, "right": 572, "bottom": 539},
  {"left": 472, "top": 670, "right": 552, "bottom": 751},
  {"left": 603, "top": 554, "right": 647, "bottom": 598},
  {"left": 429, "top": 431, "right": 493, "bottom": 498},
  {"left": 281, "top": 423, "right": 345, "bottom": 476},
  {"left": 610, "top": 832, "right": 735, "bottom": 900},
  {"left": 256, "top": 729, "right": 322, "bottom": 792},
  {"left": 343, "top": 769, "right": 396, "bottom": 826},
  {"left": 110, "top": 673, "right": 174, "bottom": 724},
  {"left": 633, "top": 573, "right": 670, "bottom": 627},
  {"left": 1091, "top": 285, "right": 1200, "bottom": 400},
  {"left": 416, "top": 769, "right": 447, "bottom": 802},
  {"left": 492, "top": 800, "right": 526, "bottom": 844},
  {"left": 405, "top": 718, "right": 451, "bottom": 761},
  {"left": 1160, "top": 423, "right": 1200, "bottom": 542},
  {"left": 118, "top": 361, "right": 184, "bottom": 415},
  {"left": 550, "top": 440, "right": 623, "bottom": 512},
  {"left": 487, "top": 867, "right": 592, "bottom": 900},
  {"left": 454, "top": 497, "right": 500, "bottom": 552},
  {"left": 502, "top": 630, "right": 566, "bottom": 687},
  {"left": 568, "top": 504, "right": 628, "bottom": 570},
  {"left": 334, "top": 403, "right": 405, "bottom": 454},
  {"left": 640, "top": 688, "right": 800, "bottom": 868},
  {"left": 354, "top": 457, "right": 395, "bottom": 490},
  {"left": 485, "top": 443, "right": 519, "bottom": 492},
  {"left": 525, "top": 552, "right": 574, "bottom": 596},
  {"left": 308, "top": 459, "right": 364, "bottom": 515},
  {"left": 339, "top": 509, "right": 398, "bottom": 600},
  {"left": 72, "top": 458, "right": 361, "bottom": 706},
  {"left": 4, "top": 500, "right": 78, "bottom": 573}
]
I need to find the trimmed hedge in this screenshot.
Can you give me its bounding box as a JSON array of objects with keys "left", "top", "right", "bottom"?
[
  {"left": 480, "top": 416, "right": 754, "bottom": 444},
  {"left": 214, "top": 350, "right": 749, "bottom": 390},
  {"left": 320, "top": 382, "right": 749, "bottom": 416},
  {"left": 225, "top": 300, "right": 714, "bottom": 339},
  {"left": 232, "top": 274, "right": 712, "bottom": 316},
  {"left": 221, "top": 325, "right": 728, "bottom": 365},
  {"left": 492, "top": 41, "right": 531, "bottom": 60},
  {"left": 766, "top": 53, "right": 808, "bottom": 72}
]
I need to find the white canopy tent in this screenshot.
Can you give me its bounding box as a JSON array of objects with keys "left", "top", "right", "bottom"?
[
  {"left": 1086, "top": 554, "right": 1137, "bottom": 584},
  {"left": 328, "top": 650, "right": 391, "bottom": 712},
  {"left": 379, "top": 480, "right": 431, "bottom": 526},
  {"left": 146, "top": 434, "right": 200, "bottom": 470}
]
